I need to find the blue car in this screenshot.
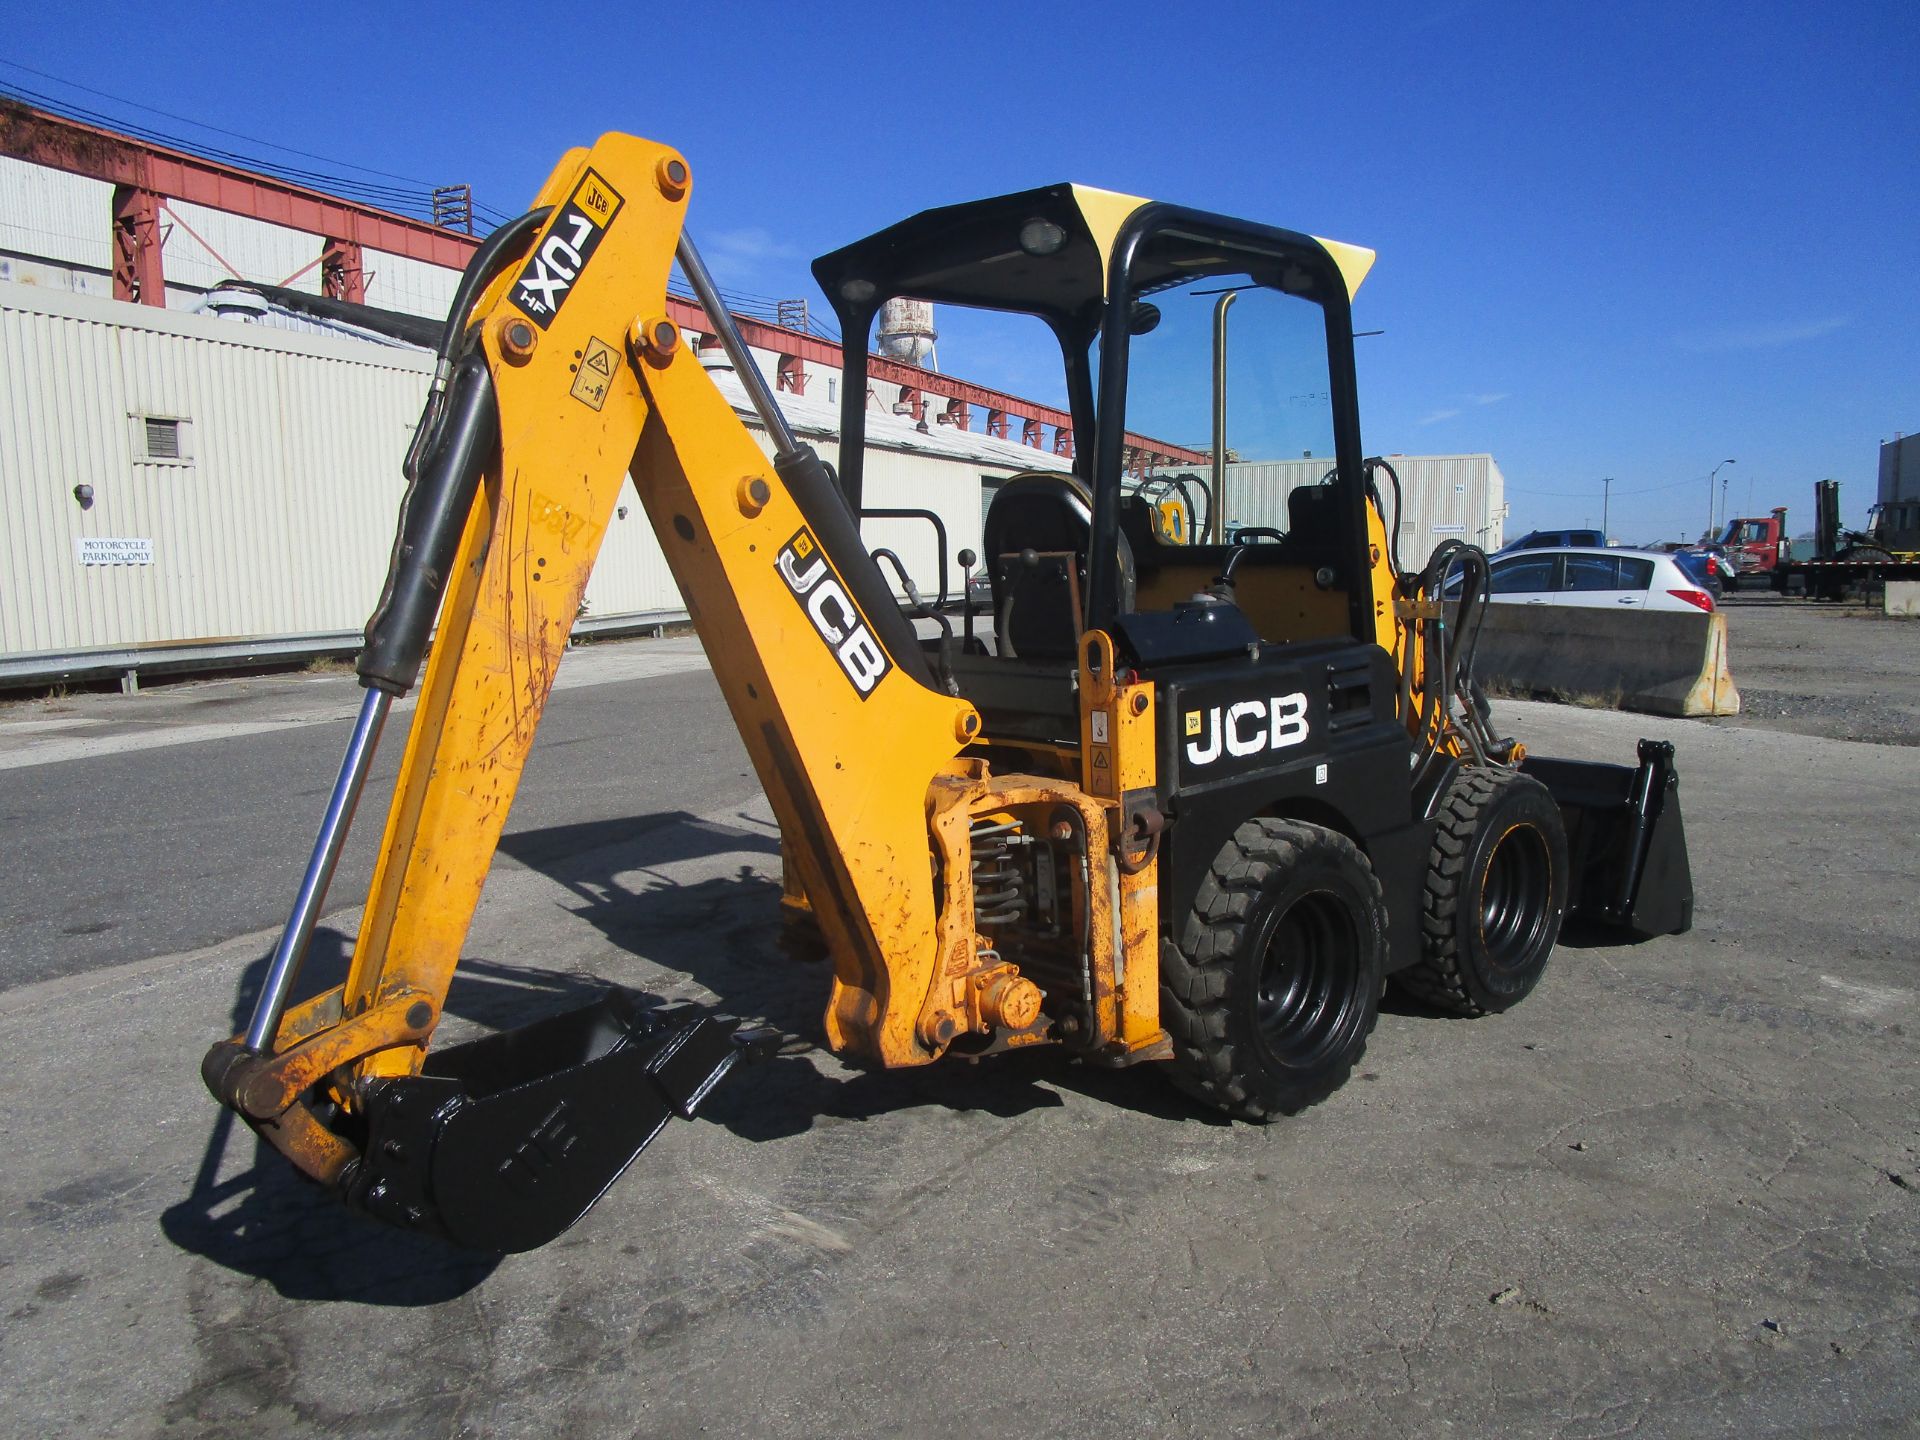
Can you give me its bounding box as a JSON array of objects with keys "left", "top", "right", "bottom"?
[
  {"left": 1499, "top": 528, "right": 1606, "bottom": 553},
  {"left": 1672, "top": 549, "right": 1724, "bottom": 598}
]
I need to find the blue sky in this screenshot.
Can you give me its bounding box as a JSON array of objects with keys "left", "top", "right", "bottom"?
[{"left": 5, "top": 1, "right": 1913, "bottom": 540}]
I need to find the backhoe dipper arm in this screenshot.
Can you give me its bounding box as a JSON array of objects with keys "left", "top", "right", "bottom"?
[{"left": 203, "top": 135, "right": 987, "bottom": 1247}]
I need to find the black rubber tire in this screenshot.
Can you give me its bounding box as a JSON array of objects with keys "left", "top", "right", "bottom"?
[
  {"left": 1395, "top": 767, "right": 1568, "bottom": 1017},
  {"left": 1160, "top": 819, "right": 1387, "bottom": 1121}
]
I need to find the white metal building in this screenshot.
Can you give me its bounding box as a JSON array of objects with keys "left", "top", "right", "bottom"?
[
  {"left": 1215, "top": 453, "right": 1507, "bottom": 559},
  {"left": 1878, "top": 432, "right": 1919, "bottom": 545},
  {"left": 0, "top": 153, "right": 461, "bottom": 319},
  {"left": 0, "top": 282, "right": 1065, "bottom": 685},
  {"left": 1, "top": 123, "right": 1509, "bottom": 684}
]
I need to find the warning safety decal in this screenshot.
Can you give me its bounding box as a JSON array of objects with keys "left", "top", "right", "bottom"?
[{"left": 570, "top": 337, "right": 619, "bottom": 410}]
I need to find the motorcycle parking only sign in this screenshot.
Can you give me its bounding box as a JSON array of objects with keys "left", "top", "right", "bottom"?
[{"left": 77, "top": 538, "right": 154, "bottom": 565}]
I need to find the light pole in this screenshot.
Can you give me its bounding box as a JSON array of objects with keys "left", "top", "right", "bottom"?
[
  {"left": 1209, "top": 290, "right": 1238, "bottom": 544},
  {"left": 1707, "top": 458, "right": 1735, "bottom": 537},
  {"left": 1602, "top": 477, "right": 1613, "bottom": 542}
]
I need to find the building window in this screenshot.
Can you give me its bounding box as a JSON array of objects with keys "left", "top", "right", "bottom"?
[{"left": 131, "top": 413, "right": 193, "bottom": 464}]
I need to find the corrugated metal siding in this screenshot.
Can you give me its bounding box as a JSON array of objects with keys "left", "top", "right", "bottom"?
[
  {"left": 0, "top": 159, "right": 465, "bottom": 317},
  {"left": 578, "top": 421, "right": 1039, "bottom": 621},
  {"left": 362, "top": 248, "right": 460, "bottom": 320},
  {"left": 1879, "top": 433, "right": 1919, "bottom": 506},
  {"left": 3, "top": 284, "right": 1045, "bottom": 664},
  {"left": 161, "top": 201, "right": 323, "bottom": 295},
  {"left": 1, "top": 284, "right": 431, "bottom": 655},
  {"left": 1222, "top": 453, "right": 1506, "bottom": 557},
  {"left": 0, "top": 252, "right": 116, "bottom": 300},
  {"left": 0, "top": 156, "right": 113, "bottom": 271}
]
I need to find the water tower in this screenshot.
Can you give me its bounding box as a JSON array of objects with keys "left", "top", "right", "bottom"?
[{"left": 876, "top": 298, "right": 938, "bottom": 370}]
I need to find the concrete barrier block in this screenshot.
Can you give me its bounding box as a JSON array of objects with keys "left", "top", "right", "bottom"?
[
  {"left": 1886, "top": 581, "right": 1920, "bottom": 618},
  {"left": 1470, "top": 605, "right": 1740, "bottom": 718}
]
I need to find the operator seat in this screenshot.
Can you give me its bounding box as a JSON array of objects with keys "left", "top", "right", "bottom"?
[{"left": 982, "top": 472, "right": 1135, "bottom": 659}]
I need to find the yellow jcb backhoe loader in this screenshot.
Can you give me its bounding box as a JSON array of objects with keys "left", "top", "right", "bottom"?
[{"left": 203, "top": 134, "right": 1692, "bottom": 1252}]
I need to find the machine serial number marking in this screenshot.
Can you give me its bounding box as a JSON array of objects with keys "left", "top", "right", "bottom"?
[
  {"left": 510, "top": 170, "right": 625, "bottom": 329},
  {"left": 570, "top": 337, "right": 618, "bottom": 410},
  {"left": 775, "top": 527, "right": 892, "bottom": 698}
]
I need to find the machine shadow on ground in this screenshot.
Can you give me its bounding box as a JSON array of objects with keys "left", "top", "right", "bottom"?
[
  {"left": 163, "top": 931, "right": 505, "bottom": 1304},
  {"left": 163, "top": 808, "right": 1239, "bottom": 1295},
  {"left": 499, "top": 808, "right": 1232, "bottom": 1141}
]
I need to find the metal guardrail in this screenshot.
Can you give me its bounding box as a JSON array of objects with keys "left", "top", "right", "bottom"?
[
  {"left": 2, "top": 565, "right": 953, "bottom": 693},
  {"left": 0, "top": 609, "right": 700, "bottom": 693}
]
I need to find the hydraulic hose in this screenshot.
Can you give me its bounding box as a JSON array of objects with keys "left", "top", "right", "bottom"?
[
  {"left": 356, "top": 352, "right": 499, "bottom": 695},
  {"left": 1366, "top": 457, "right": 1405, "bottom": 579},
  {"left": 1131, "top": 473, "right": 1211, "bottom": 546},
  {"left": 363, "top": 205, "right": 552, "bottom": 695},
  {"left": 1409, "top": 539, "right": 1500, "bottom": 796},
  {"left": 403, "top": 206, "right": 551, "bottom": 484},
  {"left": 1170, "top": 473, "right": 1212, "bottom": 544}
]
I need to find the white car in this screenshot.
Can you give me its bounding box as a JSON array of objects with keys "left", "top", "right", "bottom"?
[{"left": 1461, "top": 547, "right": 1716, "bottom": 613}]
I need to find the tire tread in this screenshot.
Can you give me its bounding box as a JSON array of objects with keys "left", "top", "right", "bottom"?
[
  {"left": 1161, "top": 819, "right": 1386, "bottom": 1121},
  {"left": 1396, "top": 766, "right": 1560, "bottom": 1017}
]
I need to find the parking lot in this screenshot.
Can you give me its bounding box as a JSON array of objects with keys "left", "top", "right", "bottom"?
[
  {"left": 0, "top": 606, "right": 1915, "bottom": 1438},
  {"left": 1714, "top": 592, "right": 1920, "bottom": 746}
]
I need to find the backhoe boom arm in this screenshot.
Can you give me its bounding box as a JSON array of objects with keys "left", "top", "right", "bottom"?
[{"left": 204, "top": 135, "right": 998, "bottom": 1247}]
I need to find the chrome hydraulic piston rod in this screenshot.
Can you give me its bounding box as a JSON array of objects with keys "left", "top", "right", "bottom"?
[
  {"left": 239, "top": 351, "right": 500, "bottom": 1054},
  {"left": 241, "top": 689, "right": 391, "bottom": 1051}
]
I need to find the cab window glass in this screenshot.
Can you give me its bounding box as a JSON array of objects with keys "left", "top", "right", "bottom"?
[{"left": 1120, "top": 250, "right": 1337, "bottom": 492}]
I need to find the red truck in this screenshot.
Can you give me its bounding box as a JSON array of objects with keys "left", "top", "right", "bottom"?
[
  {"left": 1712, "top": 509, "right": 1789, "bottom": 590},
  {"left": 1766, "top": 480, "right": 1920, "bottom": 599}
]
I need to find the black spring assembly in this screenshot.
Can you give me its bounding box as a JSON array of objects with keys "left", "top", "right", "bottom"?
[{"left": 970, "top": 819, "right": 1027, "bottom": 928}]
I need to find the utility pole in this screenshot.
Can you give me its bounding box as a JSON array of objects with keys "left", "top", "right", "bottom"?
[{"left": 1602, "top": 477, "right": 1613, "bottom": 542}]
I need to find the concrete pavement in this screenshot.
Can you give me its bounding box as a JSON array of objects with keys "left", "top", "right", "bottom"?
[
  {"left": 0, "top": 649, "right": 1915, "bottom": 1438},
  {"left": 0, "top": 640, "right": 754, "bottom": 988}
]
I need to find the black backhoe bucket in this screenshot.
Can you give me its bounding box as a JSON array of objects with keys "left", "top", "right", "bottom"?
[
  {"left": 1523, "top": 738, "right": 1693, "bottom": 939},
  {"left": 341, "top": 991, "right": 776, "bottom": 1252}
]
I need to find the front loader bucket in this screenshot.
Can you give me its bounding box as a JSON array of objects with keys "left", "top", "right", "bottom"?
[
  {"left": 341, "top": 992, "right": 773, "bottom": 1252},
  {"left": 1523, "top": 739, "right": 1692, "bottom": 939}
]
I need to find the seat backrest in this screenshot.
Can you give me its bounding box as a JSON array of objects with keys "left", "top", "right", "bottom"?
[
  {"left": 1285, "top": 481, "right": 1343, "bottom": 556},
  {"left": 982, "top": 473, "right": 1133, "bottom": 658}
]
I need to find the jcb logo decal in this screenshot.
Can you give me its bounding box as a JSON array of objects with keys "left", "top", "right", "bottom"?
[
  {"left": 776, "top": 528, "right": 892, "bottom": 698},
  {"left": 1184, "top": 693, "right": 1309, "bottom": 766},
  {"left": 510, "top": 171, "right": 624, "bottom": 329}
]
